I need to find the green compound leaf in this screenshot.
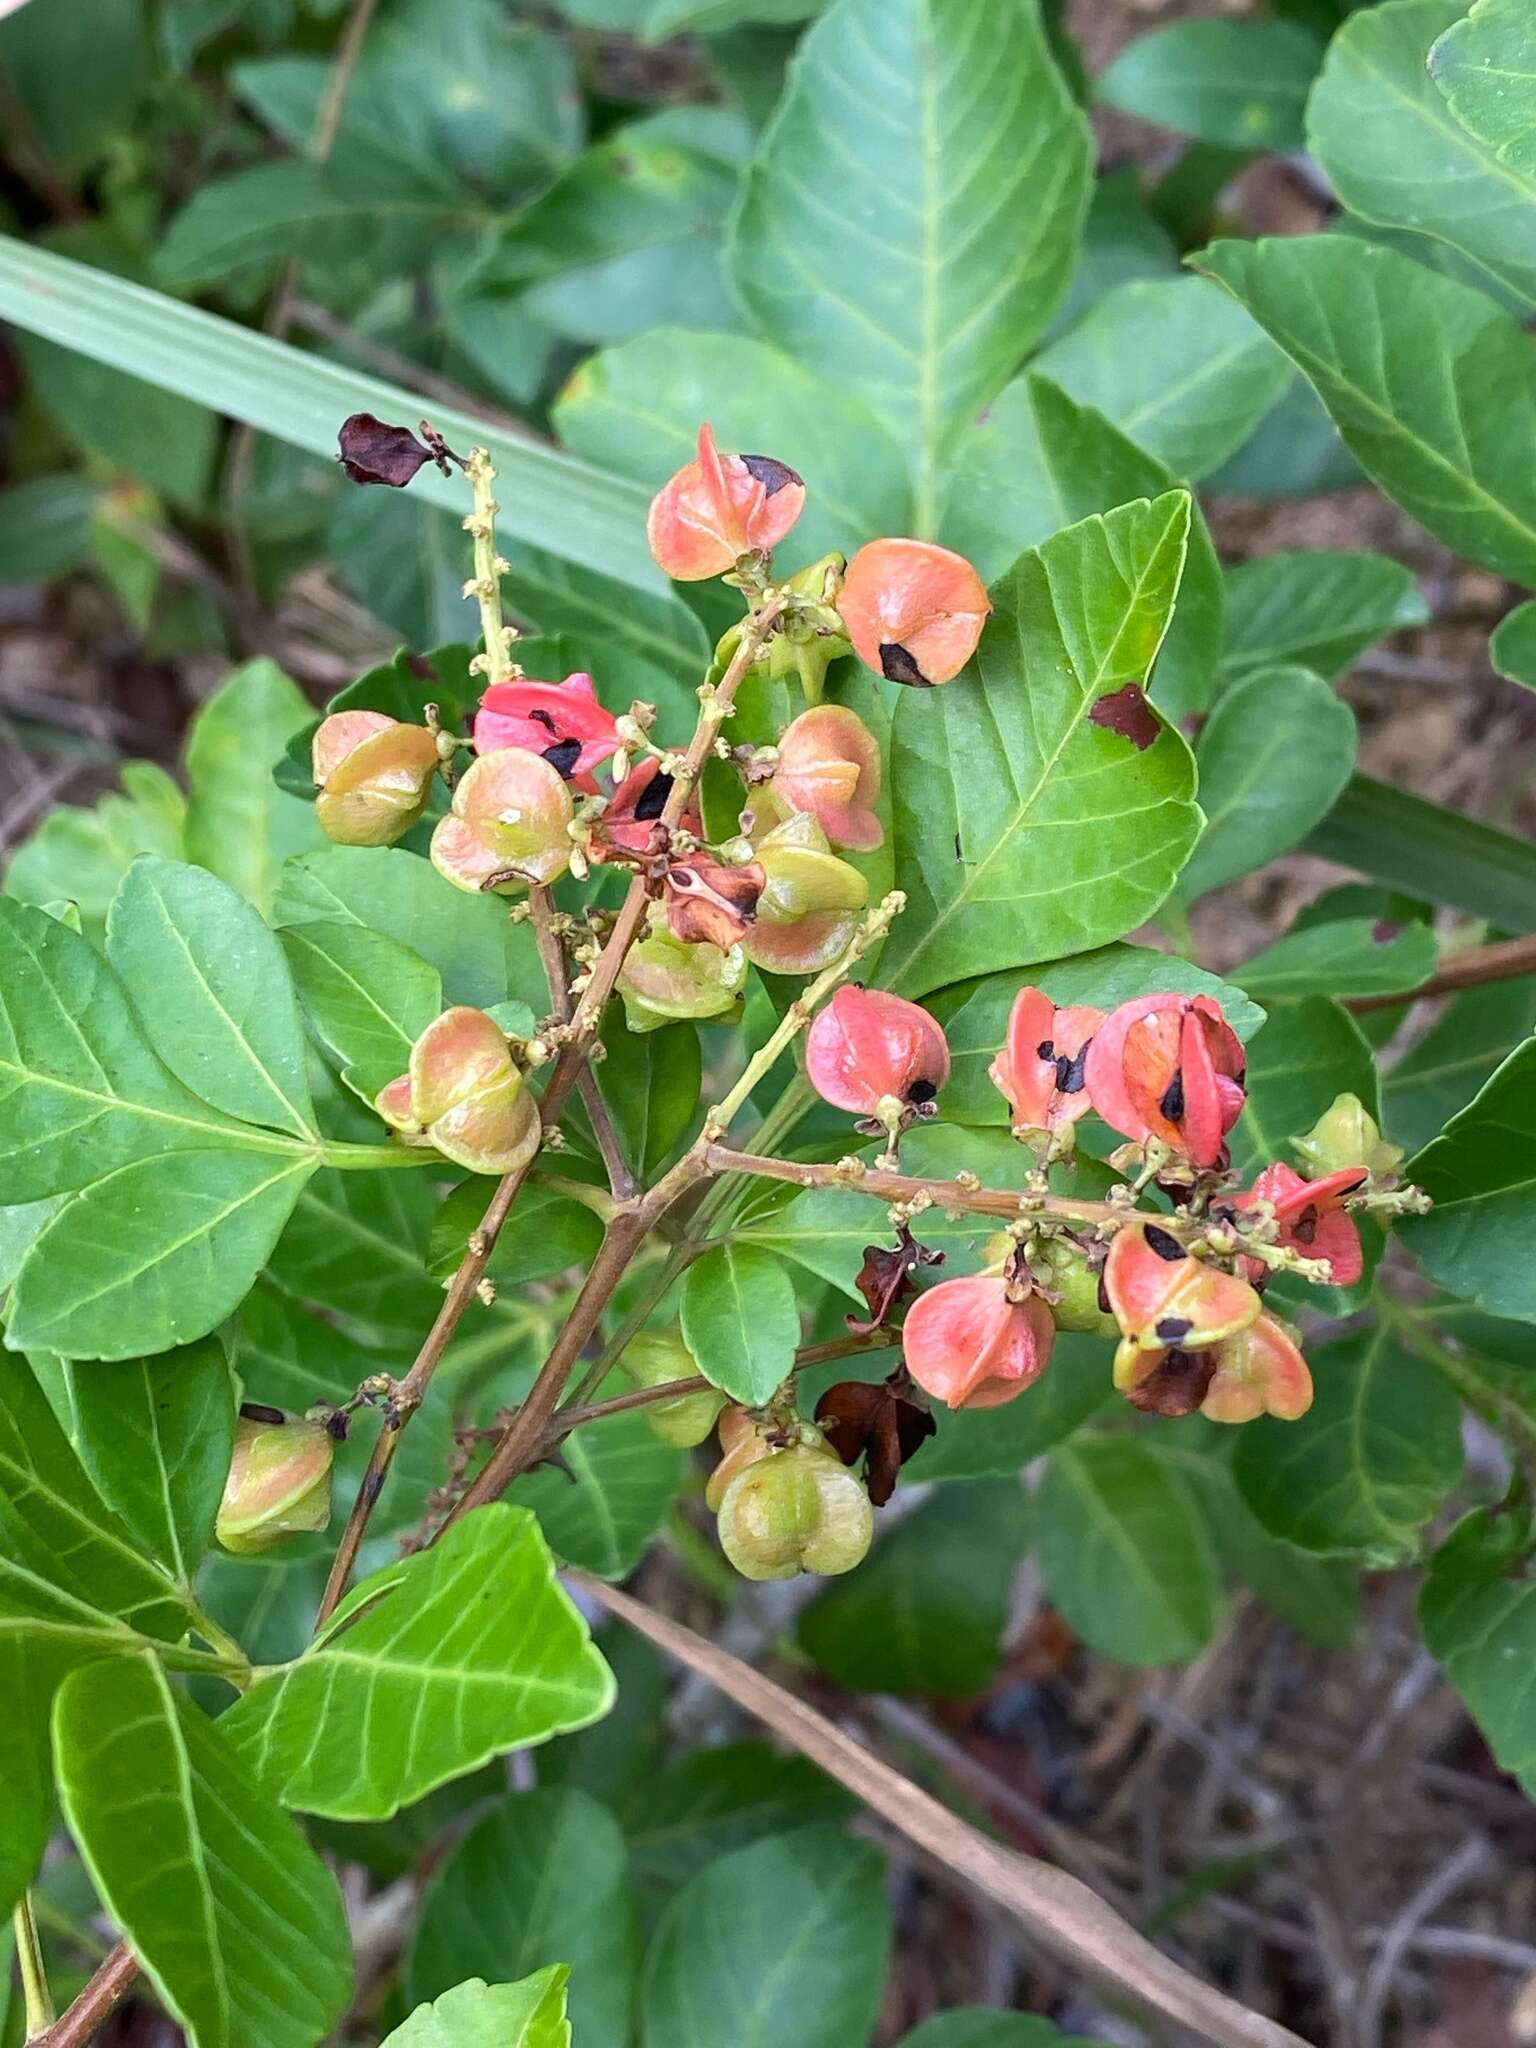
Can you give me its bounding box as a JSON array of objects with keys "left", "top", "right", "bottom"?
[
  {"left": 220, "top": 1504, "right": 614, "bottom": 1819},
  {"left": 1038, "top": 1438, "right": 1224, "bottom": 1666},
  {"left": 679, "top": 1241, "right": 801, "bottom": 1406},
  {"left": 641, "top": 1826, "right": 891, "bottom": 2048},
  {"left": 1306, "top": 776, "right": 1536, "bottom": 934},
  {"left": 384, "top": 1972, "right": 571, "bottom": 2048},
  {"left": 281, "top": 920, "right": 443, "bottom": 1105},
  {"left": 1235, "top": 918, "right": 1436, "bottom": 1002},
  {"left": 1402, "top": 1035, "right": 1536, "bottom": 1319},
  {"left": 729, "top": 0, "right": 1091, "bottom": 530},
  {"left": 408, "top": 1790, "right": 637, "bottom": 2048},
  {"left": 1178, "top": 665, "right": 1356, "bottom": 900},
  {"left": 107, "top": 858, "right": 316, "bottom": 1141},
  {"left": 1221, "top": 550, "right": 1428, "bottom": 683},
  {"left": 4, "top": 759, "right": 185, "bottom": 945},
  {"left": 1232, "top": 1329, "right": 1464, "bottom": 1562},
  {"left": 798, "top": 1482, "right": 1030, "bottom": 1695},
  {"left": 1194, "top": 236, "right": 1536, "bottom": 587},
  {"left": 1419, "top": 1505, "right": 1536, "bottom": 1798},
  {"left": 619, "top": 1741, "right": 855, "bottom": 1892},
  {"left": 1311, "top": 0, "right": 1536, "bottom": 316},
  {"left": 882, "top": 492, "right": 1201, "bottom": 999},
  {"left": 1032, "top": 277, "right": 1289, "bottom": 481},
  {"left": 1383, "top": 974, "right": 1536, "bottom": 1154},
  {"left": 184, "top": 661, "right": 326, "bottom": 917},
  {"left": 53, "top": 1652, "right": 353, "bottom": 2048},
  {"left": 1097, "top": 16, "right": 1322, "bottom": 151},
  {"left": 511, "top": 1412, "right": 685, "bottom": 1581}
]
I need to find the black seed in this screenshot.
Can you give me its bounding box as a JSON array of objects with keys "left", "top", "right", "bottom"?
[
  {"left": 1294, "top": 1205, "right": 1319, "bottom": 1245},
  {"left": 741, "top": 453, "right": 803, "bottom": 497},
  {"left": 239, "top": 1401, "right": 287, "bottom": 1426},
  {"left": 541, "top": 738, "right": 582, "bottom": 779},
  {"left": 1144, "top": 1224, "right": 1185, "bottom": 1262},
  {"left": 1156, "top": 1315, "right": 1192, "bottom": 1342},
  {"left": 634, "top": 769, "right": 673, "bottom": 822},
  {"left": 906, "top": 1078, "right": 938, "bottom": 1105},
  {"left": 1036, "top": 1039, "right": 1056, "bottom": 1062},
  {"left": 527, "top": 707, "right": 558, "bottom": 734},
  {"left": 879, "top": 642, "right": 930, "bottom": 686},
  {"left": 1159, "top": 1068, "right": 1186, "bottom": 1123},
  {"left": 1097, "top": 1271, "right": 1112, "bottom": 1314},
  {"left": 1057, "top": 1046, "right": 1089, "bottom": 1094}
]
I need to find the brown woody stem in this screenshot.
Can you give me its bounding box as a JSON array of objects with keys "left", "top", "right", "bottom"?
[
  {"left": 547, "top": 1328, "right": 893, "bottom": 1434},
  {"left": 529, "top": 883, "right": 637, "bottom": 1200},
  {"left": 1347, "top": 932, "right": 1536, "bottom": 1014}
]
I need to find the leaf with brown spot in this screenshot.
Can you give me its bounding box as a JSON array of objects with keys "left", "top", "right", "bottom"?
[{"left": 1089, "top": 681, "right": 1159, "bottom": 751}]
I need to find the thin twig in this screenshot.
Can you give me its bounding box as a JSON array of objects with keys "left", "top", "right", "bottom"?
[
  {"left": 529, "top": 884, "right": 636, "bottom": 1200},
  {"left": 14, "top": 1891, "right": 54, "bottom": 2038},
  {"left": 1354, "top": 1835, "right": 1491, "bottom": 2048},
  {"left": 572, "top": 1572, "right": 1313, "bottom": 2048},
  {"left": 548, "top": 1327, "right": 893, "bottom": 1432},
  {"left": 1348, "top": 933, "right": 1536, "bottom": 1013}
]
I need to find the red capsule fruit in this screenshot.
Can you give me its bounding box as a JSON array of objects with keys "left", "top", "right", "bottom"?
[
  {"left": 771, "top": 705, "right": 883, "bottom": 852},
  {"left": 901, "top": 1273, "right": 1056, "bottom": 1410},
  {"left": 1083, "top": 993, "right": 1246, "bottom": 1167},
  {"left": 1236, "top": 1161, "right": 1368, "bottom": 1288},
  {"left": 988, "top": 986, "right": 1105, "bottom": 1146},
  {"left": 430, "top": 747, "right": 574, "bottom": 894},
  {"left": 647, "top": 423, "right": 805, "bottom": 581},
  {"left": 1103, "top": 1221, "right": 1262, "bottom": 1354},
  {"left": 472, "top": 671, "right": 620, "bottom": 794},
  {"left": 1117, "top": 1312, "right": 1312, "bottom": 1424},
  {"left": 805, "top": 985, "right": 950, "bottom": 1118},
  {"left": 374, "top": 1006, "right": 540, "bottom": 1176},
  {"left": 837, "top": 538, "right": 990, "bottom": 686}
]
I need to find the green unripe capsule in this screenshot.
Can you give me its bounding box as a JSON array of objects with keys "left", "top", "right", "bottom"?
[
  {"left": 621, "top": 1326, "right": 723, "bottom": 1447},
  {"left": 716, "top": 1441, "right": 873, "bottom": 1581}
]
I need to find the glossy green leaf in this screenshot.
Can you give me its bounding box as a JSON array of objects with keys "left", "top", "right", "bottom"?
[
  {"left": 1207, "top": 371, "right": 1362, "bottom": 501},
  {"left": 1033, "top": 278, "right": 1288, "bottom": 480},
  {"left": 1236, "top": 917, "right": 1436, "bottom": 1001},
  {"left": 1491, "top": 598, "right": 1536, "bottom": 687},
  {"left": 269, "top": 1169, "right": 445, "bottom": 1335},
  {"left": 0, "top": 898, "right": 273, "bottom": 1202},
  {"left": 500, "top": 547, "right": 708, "bottom": 686},
  {"left": 729, "top": 0, "right": 1091, "bottom": 529},
  {"left": 1051, "top": 166, "right": 1180, "bottom": 338},
  {"left": 1179, "top": 665, "right": 1355, "bottom": 900},
  {"left": 679, "top": 1242, "right": 800, "bottom": 1405},
  {"left": 107, "top": 858, "right": 315, "bottom": 1140},
  {"left": 0, "top": 0, "right": 149, "bottom": 175},
  {"left": 49, "top": 1340, "right": 235, "bottom": 1588},
  {"left": 1233, "top": 1329, "right": 1464, "bottom": 1561},
  {"left": 329, "top": 493, "right": 480, "bottom": 651},
  {"left": 555, "top": 327, "right": 911, "bottom": 566},
  {"left": 1430, "top": 0, "right": 1536, "bottom": 175},
  {"left": 936, "top": 945, "right": 1263, "bottom": 1126},
  {"left": 1310, "top": 0, "right": 1536, "bottom": 315},
  {"left": 1221, "top": 550, "right": 1427, "bottom": 683},
  {"left": 53, "top": 1652, "right": 353, "bottom": 2048},
  {"left": 593, "top": 1015, "right": 701, "bottom": 1178},
  {"left": 428, "top": 1177, "right": 603, "bottom": 1291},
  {"left": 184, "top": 662, "right": 325, "bottom": 916},
  {"left": 1383, "top": 974, "right": 1536, "bottom": 1153},
  {"left": 0, "top": 237, "right": 662, "bottom": 598},
  {"left": 4, "top": 761, "right": 185, "bottom": 943},
  {"left": 511, "top": 1411, "right": 685, "bottom": 1579},
  {"left": 1228, "top": 994, "right": 1379, "bottom": 1181},
  {"left": 641, "top": 1826, "right": 890, "bottom": 2048},
  {"left": 273, "top": 845, "right": 545, "bottom": 1014},
  {"left": 385, "top": 1972, "right": 571, "bottom": 2048},
  {"left": 940, "top": 377, "right": 1222, "bottom": 719},
  {"left": 798, "top": 1482, "right": 1030, "bottom": 1694},
  {"left": 919, "top": 1336, "right": 1115, "bottom": 1480},
  {"left": 1420, "top": 1507, "right": 1536, "bottom": 1798},
  {"left": 620, "top": 1742, "right": 855, "bottom": 1892},
  {"left": 1194, "top": 237, "right": 1536, "bottom": 587},
  {"left": 1038, "top": 1438, "right": 1223, "bottom": 1666},
  {"left": 408, "top": 1790, "right": 637, "bottom": 2048},
  {"left": 1402, "top": 1036, "right": 1536, "bottom": 1318},
  {"left": 281, "top": 920, "right": 442, "bottom": 1104},
  {"left": 1097, "top": 17, "right": 1322, "bottom": 149},
  {"left": 9, "top": 1149, "right": 316, "bottom": 1362},
  {"left": 1306, "top": 776, "right": 1536, "bottom": 934},
  {"left": 882, "top": 492, "right": 1200, "bottom": 998},
  {"left": 221, "top": 1505, "right": 614, "bottom": 1819}
]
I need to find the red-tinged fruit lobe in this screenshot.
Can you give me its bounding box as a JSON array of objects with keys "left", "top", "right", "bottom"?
[
  {"left": 1201, "top": 1313, "right": 1313, "bottom": 1424},
  {"left": 805, "top": 984, "right": 950, "bottom": 1117},
  {"left": 375, "top": 1006, "right": 540, "bottom": 1176},
  {"left": 216, "top": 1411, "right": 334, "bottom": 1555},
  {"left": 988, "top": 986, "right": 1105, "bottom": 1141},
  {"left": 901, "top": 1274, "right": 1057, "bottom": 1410},
  {"left": 1083, "top": 992, "right": 1245, "bottom": 1167},
  {"left": 771, "top": 704, "right": 884, "bottom": 851},
  {"left": 312, "top": 711, "right": 438, "bottom": 847},
  {"left": 1237, "top": 1161, "right": 1367, "bottom": 1287},
  {"left": 740, "top": 812, "right": 868, "bottom": 974},
  {"left": 837, "top": 537, "right": 990, "bottom": 686},
  {"left": 1103, "top": 1221, "right": 1262, "bottom": 1353},
  {"left": 472, "top": 671, "right": 620, "bottom": 793},
  {"left": 592, "top": 757, "right": 693, "bottom": 862},
  {"left": 430, "top": 746, "right": 575, "bottom": 894},
  {"left": 647, "top": 422, "right": 805, "bottom": 581}
]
